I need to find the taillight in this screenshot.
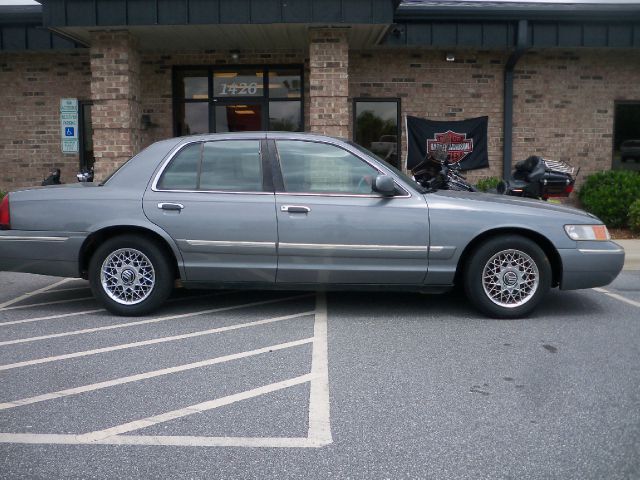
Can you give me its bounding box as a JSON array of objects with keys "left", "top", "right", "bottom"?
[
  {"left": 565, "top": 184, "right": 574, "bottom": 194},
  {"left": 0, "top": 194, "right": 10, "bottom": 230}
]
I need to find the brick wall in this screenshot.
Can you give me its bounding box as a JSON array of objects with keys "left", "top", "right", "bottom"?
[
  {"left": 90, "top": 31, "right": 142, "bottom": 182},
  {"left": 512, "top": 49, "right": 640, "bottom": 182},
  {"left": 350, "top": 48, "right": 640, "bottom": 187},
  {"left": 309, "top": 29, "right": 350, "bottom": 138},
  {"left": 349, "top": 49, "right": 508, "bottom": 180},
  {"left": 0, "top": 51, "right": 90, "bottom": 191},
  {"left": 1, "top": 45, "right": 639, "bottom": 193}
]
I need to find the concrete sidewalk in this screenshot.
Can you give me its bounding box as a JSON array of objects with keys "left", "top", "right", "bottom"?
[{"left": 616, "top": 239, "right": 640, "bottom": 271}]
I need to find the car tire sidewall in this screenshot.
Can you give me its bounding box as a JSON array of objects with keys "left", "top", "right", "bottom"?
[
  {"left": 464, "top": 235, "right": 551, "bottom": 319},
  {"left": 89, "top": 235, "right": 174, "bottom": 316}
]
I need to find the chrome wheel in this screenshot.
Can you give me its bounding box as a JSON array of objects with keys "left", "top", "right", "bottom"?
[
  {"left": 482, "top": 249, "right": 539, "bottom": 308},
  {"left": 100, "top": 248, "right": 155, "bottom": 305}
]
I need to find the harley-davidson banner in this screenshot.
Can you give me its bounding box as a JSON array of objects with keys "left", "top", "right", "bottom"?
[{"left": 406, "top": 116, "right": 489, "bottom": 170}]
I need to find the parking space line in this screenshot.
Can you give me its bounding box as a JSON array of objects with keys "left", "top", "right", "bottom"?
[
  {"left": 0, "top": 310, "right": 314, "bottom": 372},
  {"left": 593, "top": 287, "right": 640, "bottom": 308},
  {"left": 0, "top": 291, "right": 237, "bottom": 328},
  {"left": 78, "top": 373, "right": 315, "bottom": 442},
  {"left": 0, "top": 337, "right": 313, "bottom": 411},
  {"left": 0, "top": 294, "right": 313, "bottom": 347},
  {"left": 0, "top": 278, "right": 73, "bottom": 309},
  {"left": 0, "top": 433, "right": 324, "bottom": 448},
  {"left": 0, "top": 296, "right": 95, "bottom": 312},
  {"left": 307, "top": 292, "right": 332, "bottom": 445},
  {"left": 0, "top": 309, "right": 105, "bottom": 327}
]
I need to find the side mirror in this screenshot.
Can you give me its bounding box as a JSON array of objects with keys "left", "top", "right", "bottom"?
[{"left": 372, "top": 174, "right": 396, "bottom": 197}]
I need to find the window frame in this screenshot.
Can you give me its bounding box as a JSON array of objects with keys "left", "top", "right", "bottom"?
[
  {"left": 612, "top": 100, "right": 640, "bottom": 169},
  {"left": 173, "top": 65, "right": 305, "bottom": 136},
  {"left": 352, "top": 97, "right": 401, "bottom": 170},
  {"left": 152, "top": 139, "right": 271, "bottom": 194}
]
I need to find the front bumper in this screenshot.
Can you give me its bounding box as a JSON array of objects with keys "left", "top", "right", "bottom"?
[
  {"left": 558, "top": 241, "right": 625, "bottom": 290},
  {"left": 0, "top": 230, "right": 87, "bottom": 278}
]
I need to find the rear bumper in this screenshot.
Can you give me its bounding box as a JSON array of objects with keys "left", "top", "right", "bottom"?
[
  {"left": 558, "top": 241, "right": 625, "bottom": 290},
  {"left": 0, "top": 231, "right": 87, "bottom": 278}
]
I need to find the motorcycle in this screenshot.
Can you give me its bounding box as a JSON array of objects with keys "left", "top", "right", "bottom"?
[
  {"left": 411, "top": 148, "right": 477, "bottom": 193},
  {"left": 411, "top": 148, "right": 576, "bottom": 201},
  {"left": 497, "top": 156, "right": 576, "bottom": 200}
]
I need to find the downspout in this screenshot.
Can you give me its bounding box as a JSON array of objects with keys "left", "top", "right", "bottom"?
[{"left": 503, "top": 19, "right": 529, "bottom": 179}]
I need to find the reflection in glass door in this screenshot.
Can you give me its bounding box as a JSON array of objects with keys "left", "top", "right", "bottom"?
[{"left": 215, "top": 104, "right": 263, "bottom": 132}]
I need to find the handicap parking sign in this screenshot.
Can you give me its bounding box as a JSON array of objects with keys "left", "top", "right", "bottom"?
[{"left": 65, "top": 127, "right": 75, "bottom": 137}]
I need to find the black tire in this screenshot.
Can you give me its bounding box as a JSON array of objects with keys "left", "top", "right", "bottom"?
[
  {"left": 89, "top": 235, "right": 174, "bottom": 316},
  {"left": 463, "top": 235, "right": 551, "bottom": 319}
]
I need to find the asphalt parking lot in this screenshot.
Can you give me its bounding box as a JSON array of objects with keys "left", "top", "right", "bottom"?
[{"left": 1, "top": 270, "right": 639, "bottom": 479}]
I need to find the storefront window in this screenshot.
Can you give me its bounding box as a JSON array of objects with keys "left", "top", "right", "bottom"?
[
  {"left": 614, "top": 102, "right": 640, "bottom": 172},
  {"left": 353, "top": 99, "right": 400, "bottom": 168},
  {"left": 173, "top": 66, "right": 303, "bottom": 136},
  {"left": 269, "top": 101, "right": 302, "bottom": 131}
]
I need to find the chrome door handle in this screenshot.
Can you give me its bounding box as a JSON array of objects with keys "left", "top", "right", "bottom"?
[
  {"left": 158, "top": 202, "right": 184, "bottom": 211},
  {"left": 280, "top": 205, "right": 311, "bottom": 214}
]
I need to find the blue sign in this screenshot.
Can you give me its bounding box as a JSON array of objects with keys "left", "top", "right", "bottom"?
[{"left": 65, "top": 127, "right": 75, "bottom": 137}]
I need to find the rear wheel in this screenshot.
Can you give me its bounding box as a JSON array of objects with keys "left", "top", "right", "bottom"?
[
  {"left": 464, "top": 235, "right": 551, "bottom": 318},
  {"left": 89, "top": 235, "right": 174, "bottom": 316}
]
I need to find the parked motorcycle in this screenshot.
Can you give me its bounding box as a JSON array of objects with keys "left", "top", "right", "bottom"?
[
  {"left": 412, "top": 149, "right": 576, "bottom": 201},
  {"left": 76, "top": 167, "right": 94, "bottom": 183},
  {"left": 411, "top": 148, "right": 477, "bottom": 193},
  {"left": 497, "top": 156, "right": 576, "bottom": 200}
]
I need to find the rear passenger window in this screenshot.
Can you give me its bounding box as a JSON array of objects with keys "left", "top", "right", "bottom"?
[
  {"left": 157, "top": 143, "right": 201, "bottom": 190},
  {"left": 156, "top": 140, "right": 263, "bottom": 192},
  {"left": 200, "top": 140, "right": 262, "bottom": 191}
]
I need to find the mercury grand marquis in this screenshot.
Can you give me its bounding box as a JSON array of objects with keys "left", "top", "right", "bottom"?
[{"left": 0, "top": 132, "right": 625, "bottom": 318}]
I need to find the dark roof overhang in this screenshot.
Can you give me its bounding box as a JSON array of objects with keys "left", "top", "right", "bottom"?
[{"left": 395, "top": 1, "right": 640, "bottom": 22}]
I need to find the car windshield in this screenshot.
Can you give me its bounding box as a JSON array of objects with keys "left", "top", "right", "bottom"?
[{"left": 347, "top": 142, "right": 428, "bottom": 194}]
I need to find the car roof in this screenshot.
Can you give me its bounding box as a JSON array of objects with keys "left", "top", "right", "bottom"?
[{"left": 172, "top": 131, "right": 347, "bottom": 144}]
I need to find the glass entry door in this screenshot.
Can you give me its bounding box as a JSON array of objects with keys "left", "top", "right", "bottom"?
[{"left": 174, "top": 66, "right": 303, "bottom": 136}]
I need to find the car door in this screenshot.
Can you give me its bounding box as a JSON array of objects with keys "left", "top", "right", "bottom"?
[
  {"left": 271, "top": 138, "right": 430, "bottom": 285},
  {"left": 143, "top": 138, "right": 277, "bottom": 283}
]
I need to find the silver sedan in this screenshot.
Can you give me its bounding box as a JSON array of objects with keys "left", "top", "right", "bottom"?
[{"left": 0, "top": 132, "right": 625, "bottom": 318}]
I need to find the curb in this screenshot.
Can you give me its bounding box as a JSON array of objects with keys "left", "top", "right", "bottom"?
[{"left": 615, "top": 239, "right": 640, "bottom": 271}]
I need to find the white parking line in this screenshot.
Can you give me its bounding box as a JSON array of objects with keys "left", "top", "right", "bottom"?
[
  {"left": 0, "top": 296, "right": 95, "bottom": 312},
  {"left": 0, "top": 291, "right": 237, "bottom": 328},
  {"left": 0, "top": 278, "right": 73, "bottom": 309},
  {"left": 0, "top": 309, "right": 105, "bottom": 327},
  {"left": 0, "top": 310, "right": 313, "bottom": 372},
  {"left": 593, "top": 287, "right": 640, "bottom": 308},
  {"left": 79, "top": 373, "right": 316, "bottom": 442},
  {"left": 307, "top": 292, "right": 332, "bottom": 445},
  {"left": 0, "top": 337, "right": 313, "bottom": 410},
  {"left": 0, "top": 294, "right": 312, "bottom": 347}
]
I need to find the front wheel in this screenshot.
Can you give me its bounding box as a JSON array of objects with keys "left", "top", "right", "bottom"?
[
  {"left": 89, "top": 235, "right": 174, "bottom": 316},
  {"left": 463, "top": 235, "right": 551, "bottom": 319}
]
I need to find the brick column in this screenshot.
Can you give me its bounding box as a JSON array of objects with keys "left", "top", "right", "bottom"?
[
  {"left": 90, "top": 31, "right": 141, "bottom": 181},
  {"left": 308, "top": 29, "right": 349, "bottom": 138}
]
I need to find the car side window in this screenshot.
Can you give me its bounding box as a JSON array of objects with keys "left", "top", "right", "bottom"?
[
  {"left": 156, "top": 140, "right": 263, "bottom": 192},
  {"left": 157, "top": 143, "right": 201, "bottom": 190},
  {"left": 276, "top": 140, "right": 379, "bottom": 194},
  {"left": 200, "top": 140, "right": 262, "bottom": 191}
]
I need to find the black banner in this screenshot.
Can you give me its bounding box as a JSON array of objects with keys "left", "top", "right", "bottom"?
[{"left": 406, "top": 115, "right": 489, "bottom": 170}]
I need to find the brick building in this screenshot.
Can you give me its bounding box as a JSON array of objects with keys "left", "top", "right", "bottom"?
[{"left": 1, "top": 0, "right": 640, "bottom": 191}]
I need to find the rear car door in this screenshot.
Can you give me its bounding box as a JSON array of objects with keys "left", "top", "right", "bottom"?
[
  {"left": 271, "top": 139, "right": 430, "bottom": 285},
  {"left": 143, "top": 138, "right": 277, "bottom": 283}
]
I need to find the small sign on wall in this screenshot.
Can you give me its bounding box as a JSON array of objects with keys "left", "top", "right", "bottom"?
[{"left": 60, "top": 98, "right": 79, "bottom": 154}]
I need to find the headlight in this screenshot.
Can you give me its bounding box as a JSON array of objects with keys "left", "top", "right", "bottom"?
[{"left": 564, "top": 224, "right": 610, "bottom": 241}]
